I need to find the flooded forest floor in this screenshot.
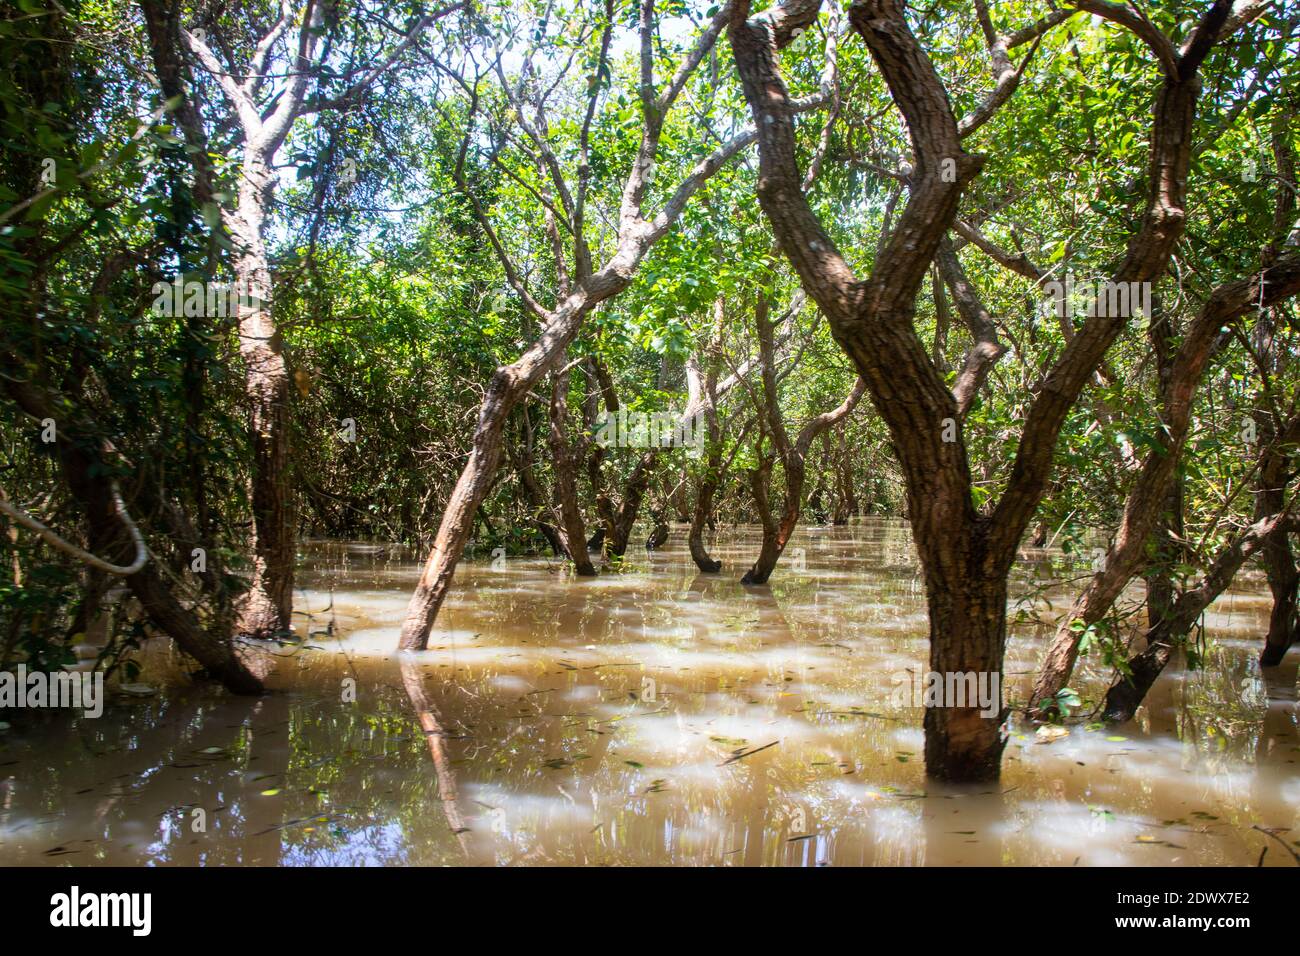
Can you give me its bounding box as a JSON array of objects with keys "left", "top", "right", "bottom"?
[{"left": 2, "top": 521, "right": 1297, "bottom": 866}]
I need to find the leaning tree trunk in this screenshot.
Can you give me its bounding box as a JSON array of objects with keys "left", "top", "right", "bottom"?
[
  {"left": 741, "top": 514, "right": 797, "bottom": 584},
  {"left": 230, "top": 164, "right": 294, "bottom": 639},
  {"left": 1, "top": 373, "right": 263, "bottom": 693},
  {"left": 1027, "top": 251, "right": 1300, "bottom": 714},
  {"left": 1102, "top": 508, "right": 1291, "bottom": 721},
  {"left": 400, "top": 290, "right": 599, "bottom": 649},
  {"left": 399, "top": 368, "right": 523, "bottom": 649},
  {"left": 599, "top": 450, "right": 659, "bottom": 559},
  {"left": 64, "top": 430, "right": 262, "bottom": 692}
]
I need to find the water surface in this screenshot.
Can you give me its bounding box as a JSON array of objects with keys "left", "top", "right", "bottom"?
[{"left": 1, "top": 521, "right": 1296, "bottom": 866}]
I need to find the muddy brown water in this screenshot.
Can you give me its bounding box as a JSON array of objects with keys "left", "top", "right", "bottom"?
[{"left": 1, "top": 521, "right": 1296, "bottom": 866}]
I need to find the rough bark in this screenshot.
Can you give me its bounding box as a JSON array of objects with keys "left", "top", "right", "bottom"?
[
  {"left": 229, "top": 171, "right": 295, "bottom": 638},
  {"left": 728, "top": 0, "right": 1009, "bottom": 778},
  {"left": 729, "top": 0, "right": 1234, "bottom": 779},
  {"left": 923, "top": 574, "right": 1009, "bottom": 781}
]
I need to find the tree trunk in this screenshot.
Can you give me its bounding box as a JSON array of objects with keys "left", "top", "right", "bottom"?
[
  {"left": 69, "top": 445, "right": 261, "bottom": 693},
  {"left": 832, "top": 427, "right": 856, "bottom": 524},
  {"left": 810, "top": 481, "right": 829, "bottom": 524},
  {"left": 739, "top": 290, "right": 863, "bottom": 584},
  {"left": 1256, "top": 418, "right": 1298, "bottom": 666},
  {"left": 505, "top": 431, "right": 566, "bottom": 557},
  {"left": 1, "top": 374, "right": 262, "bottom": 693},
  {"left": 922, "top": 569, "right": 1008, "bottom": 782},
  {"left": 687, "top": 416, "right": 724, "bottom": 573},
  {"left": 688, "top": 475, "right": 722, "bottom": 572},
  {"left": 600, "top": 450, "right": 658, "bottom": 559},
  {"left": 645, "top": 512, "right": 670, "bottom": 550},
  {"left": 687, "top": 303, "right": 726, "bottom": 572},
  {"left": 1102, "top": 509, "right": 1291, "bottom": 721},
  {"left": 1259, "top": 530, "right": 1297, "bottom": 667},
  {"left": 549, "top": 365, "right": 597, "bottom": 575},
  {"left": 1253, "top": 361, "right": 1294, "bottom": 671},
  {"left": 741, "top": 518, "right": 797, "bottom": 584},
  {"left": 741, "top": 461, "right": 800, "bottom": 585},
  {"left": 399, "top": 368, "right": 520, "bottom": 649},
  {"left": 231, "top": 164, "right": 294, "bottom": 639},
  {"left": 1260, "top": 116, "right": 1299, "bottom": 668},
  {"left": 400, "top": 286, "right": 611, "bottom": 649},
  {"left": 1028, "top": 252, "right": 1300, "bottom": 714}
]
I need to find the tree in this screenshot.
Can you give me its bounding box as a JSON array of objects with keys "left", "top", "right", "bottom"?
[
  {"left": 727, "top": 0, "right": 1262, "bottom": 780},
  {"left": 398, "top": 0, "right": 829, "bottom": 649},
  {"left": 140, "top": 0, "right": 464, "bottom": 637}
]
